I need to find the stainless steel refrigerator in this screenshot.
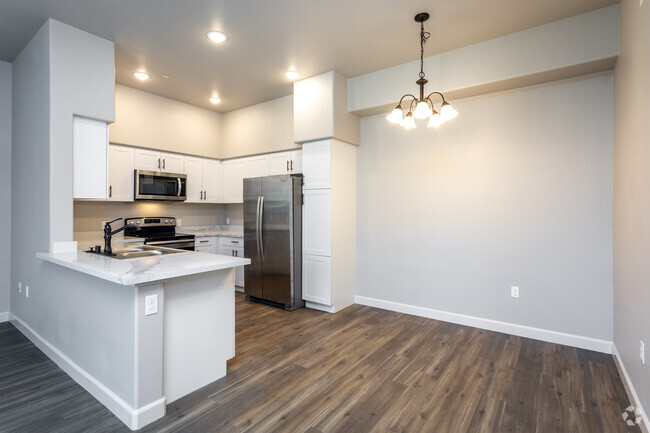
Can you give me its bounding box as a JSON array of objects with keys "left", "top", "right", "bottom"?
[{"left": 243, "top": 174, "right": 304, "bottom": 310}]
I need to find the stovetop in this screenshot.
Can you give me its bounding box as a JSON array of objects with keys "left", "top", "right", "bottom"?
[{"left": 123, "top": 216, "right": 191, "bottom": 240}]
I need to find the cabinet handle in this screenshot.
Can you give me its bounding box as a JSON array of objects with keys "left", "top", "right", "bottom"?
[
  {"left": 231, "top": 240, "right": 238, "bottom": 244},
  {"left": 235, "top": 250, "right": 238, "bottom": 257},
  {"left": 291, "top": 160, "right": 294, "bottom": 171},
  {"left": 157, "top": 158, "right": 161, "bottom": 169},
  {"left": 200, "top": 240, "right": 209, "bottom": 243},
  {"left": 109, "top": 185, "right": 112, "bottom": 198},
  {"left": 204, "top": 191, "right": 207, "bottom": 200},
  {"left": 163, "top": 158, "right": 166, "bottom": 169},
  {"left": 286, "top": 161, "right": 289, "bottom": 171}
]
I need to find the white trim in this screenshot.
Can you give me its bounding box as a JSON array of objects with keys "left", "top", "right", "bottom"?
[
  {"left": 612, "top": 343, "right": 650, "bottom": 433},
  {"left": 354, "top": 295, "right": 612, "bottom": 354},
  {"left": 0, "top": 311, "right": 8, "bottom": 323},
  {"left": 9, "top": 313, "right": 165, "bottom": 430}
]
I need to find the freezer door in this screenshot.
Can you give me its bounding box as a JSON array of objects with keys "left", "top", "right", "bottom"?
[
  {"left": 243, "top": 177, "right": 263, "bottom": 299},
  {"left": 260, "top": 175, "right": 293, "bottom": 305}
]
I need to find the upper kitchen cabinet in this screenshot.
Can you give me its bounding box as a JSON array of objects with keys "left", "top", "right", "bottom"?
[
  {"left": 221, "top": 159, "right": 246, "bottom": 203},
  {"left": 269, "top": 150, "right": 302, "bottom": 175},
  {"left": 73, "top": 116, "right": 108, "bottom": 199},
  {"left": 245, "top": 155, "right": 270, "bottom": 178},
  {"left": 108, "top": 144, "right": 134, "bottom": 202},
  {"left": 302, "top": 142, "right": 330, "bottom": 189},
  {"left": 134, "top": 149, "right": 184, "bottom": 173},
  {"left": 185, "top": 157, "right": 221, "bottom": 203}
]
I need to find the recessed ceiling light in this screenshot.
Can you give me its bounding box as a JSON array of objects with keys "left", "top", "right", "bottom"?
[
  {"left": 209, "top": 97, "right": 222, "bottom": 104},
  {"left": 206, "top": 31, "right": 228, "bottom": 43},
  {"left": 285, "top": 71, "right": 300, "bottom": 80},
  {"left": 133, "top": 72, "right": 150, "bottom": 80},
  {"left": 161, "top": 74, "right": 171, "bottom": 79}
]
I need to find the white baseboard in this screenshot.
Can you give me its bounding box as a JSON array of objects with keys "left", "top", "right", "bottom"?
[
  {"left": 612, "top": 343, "right": 650, "bottom": 433},
  {"left": 9, "top": 313, "right": 165, "bottom": 430},
  {"left": 354, "top": 295, "right": 612, "bottom": 354},
  {"left": 0, "top": 311, "right": 8, "bottom": 323}
]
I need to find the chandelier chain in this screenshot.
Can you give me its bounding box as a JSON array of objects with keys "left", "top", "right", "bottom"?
[{"left": 419, "top": 21, "right": 431, "bottom": 79}]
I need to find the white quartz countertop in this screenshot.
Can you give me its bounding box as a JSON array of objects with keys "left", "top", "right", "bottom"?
[
  {"left": 176, "top": 225, "right": 243, "bottom": 238},
  {"left": 37, "top": 250, "right": 250, "bottom": 286}
]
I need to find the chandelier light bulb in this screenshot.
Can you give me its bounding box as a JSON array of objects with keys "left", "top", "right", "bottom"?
[
  {"left": 386, "top": 107, "right": 404, "bottom": 124},
  {"left": 401, "top": 112, "right": 417, "bottom": 130},
  {"left": 413, "top": 101, "right": 433, "bottom": 119},
  {"left": 440, "top": 102, "right": 458, "bottom": 121},
  {"left": 427, "top": 112, "right": 445, "bottom": 128}
]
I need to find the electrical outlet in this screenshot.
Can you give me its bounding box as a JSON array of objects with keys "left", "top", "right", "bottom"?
[
  {"left": 511, "top": 286, "right": 520, "bottom": 298},
  {"left": 17, "top": 282, "right": 21, "bottom": 293},
  {"left": 145, "top": 294, "right": 158, "bottom": 316},
  {"left": 641, "top": 341, "right": 645, "bottom": 365},
  {"left": 226, "top": 217, "right": 231, "bottom": 225},
  {"left": 177, "top": 219, "right": 182, "bottom": 227},
  {"left": 25, "top": 285, "right": 29, "bottom": 298}
]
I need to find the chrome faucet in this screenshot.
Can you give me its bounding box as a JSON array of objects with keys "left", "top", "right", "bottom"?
[{"left": 104, "top": 218, "right": 140, "bottom": 256}]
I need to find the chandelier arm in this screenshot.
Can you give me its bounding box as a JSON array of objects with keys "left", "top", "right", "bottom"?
[{"left": 398, "top": 94, "right": 418, "bottom": 107}]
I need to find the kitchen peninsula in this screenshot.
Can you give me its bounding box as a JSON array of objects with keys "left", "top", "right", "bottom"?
[{"left": 29, "top": 249, "right": 249, "bottom": 430}]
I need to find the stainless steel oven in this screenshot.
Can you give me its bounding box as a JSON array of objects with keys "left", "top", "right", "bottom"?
[
  {"left": 124, "top": 217, "right": 195, "bottom": 251},
  {"left": 134, "top": 170, "right": 187, "bottom": 201}
]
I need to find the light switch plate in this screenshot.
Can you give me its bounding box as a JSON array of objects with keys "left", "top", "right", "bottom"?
[
  {"left": 511, "top": 286, "right": 520, "bottom": 298},
  {"left": 145, "top": 294, "right": 158, "bottom": 316}
]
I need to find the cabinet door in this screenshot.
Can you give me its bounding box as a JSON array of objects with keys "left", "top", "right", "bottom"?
[
  {"left": 108, "top": 145, "right": 134, "bottom": 202},
  {"left": 134, "top": 149, "right": 161, "bottom": 171},
  {"left": 302, "top": 255, "right": 331, "bottom": 305},
  {"left": 290, "top": 150, "right": 302, "bottom": 174},
  {"left": 234, "top": 247, "right": 245, "bottom": 287},
  {"left": 221, "top": 159, "right": 246, "bottom": 203},
  {"left": 302, "top": 140, "right": 330, "bottom": 189},
  {"left": 160, "top": 152, "right": 184, "bottom": 173},
  {"left": 73, "top": 117, "right": 108, "bottom": 199},
  {"left": 184, "top": 157, "right": 204, "bottom": 203},
  {"left": 268, "top": 151, "right": 291, "bottom": 175},
  {"left": 202, "top": 159, "right": 221, "bottom": 203},
  {"left": 302, "top": 189, "right": 331, "bottom": 256},
  {"left": 245, "top": 155, "right": 269, "bottom": 178}
]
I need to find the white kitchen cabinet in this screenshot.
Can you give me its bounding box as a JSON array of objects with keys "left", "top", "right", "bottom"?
[
  {"left": 108, "top": 144, "right": 134, "bottom": 201},
  {"left": 185, "top": 157, "right": 220, "bottom": 203},
  {"left": 245, "top": 155, "right": 269, "bottom": 178},
  {"left": 73, "top": 116, "right": 108, "bottom": 199},
  {"left": 195, "top": 236, "right": 217, "bottom": 254},
  {"left": 302, "top": 255, "right": 332, "bottom": 305},
  {"left": 221, "top": 159, "right": 246, "bottom": 203},
  {"left": 134, "top": 149, "right": 184, "bottom": 173},
  {"left": 302, "top": 141, "right": 330, "bottom": 189},
  {"left": 301, "top": 139, "right": 356, "bottom": 313},
  {"left": 269, "top": 150, "right": 302, "bottom": 175},
  {"left": 302, "top": 189, "right": 331, "bottom": 256},
  {"left": 218, "top": 237, "right": 245, "bottom": 289},
  {"left": 160, "top": 152, "right": 184, "bottom": 173}
]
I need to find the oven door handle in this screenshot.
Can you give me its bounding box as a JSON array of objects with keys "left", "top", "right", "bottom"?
[{"left": 145, "top": 240, "right": 195, "bottom": 248}]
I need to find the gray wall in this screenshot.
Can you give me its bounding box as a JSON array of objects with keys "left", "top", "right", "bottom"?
[
  {"left": 74, "top": 201, "right": 227, "bottom": 232},
  {"left": 613, "top": 0, "right": 650, "bottom": 414},
  {"left": 356, "top": 73, "right": 614, "bottom": 340},
  {"left": 0, "top": 60, "right": 11, "bottom": 315}
]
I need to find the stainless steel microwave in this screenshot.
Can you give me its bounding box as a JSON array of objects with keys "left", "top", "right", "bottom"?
[{"left": 134, "top": 170, "right": 187, "bottom": 201}]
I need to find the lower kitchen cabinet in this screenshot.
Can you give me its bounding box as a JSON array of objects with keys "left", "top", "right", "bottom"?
[
  {"left": 302, "top": 255, "right": 331, "bottom": 305},
  {"left": 218, "top": 237, "right": 244, "bottom": 289},
  {"left": 194, "top": 236, "right": 217, "bottom": 254}
]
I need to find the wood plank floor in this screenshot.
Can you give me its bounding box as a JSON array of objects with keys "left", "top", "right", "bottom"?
[{"left": 0, "top": 293, "right": 640, "bottom": 433}]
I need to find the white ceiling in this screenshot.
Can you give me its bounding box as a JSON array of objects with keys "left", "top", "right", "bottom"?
[{"left": 0, "top": 0, "right": 617, "bottom": 113}]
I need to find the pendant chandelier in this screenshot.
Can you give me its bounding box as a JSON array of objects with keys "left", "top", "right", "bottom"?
[{"left": 386, "top": 12, "right": 458, "bottom": 129}]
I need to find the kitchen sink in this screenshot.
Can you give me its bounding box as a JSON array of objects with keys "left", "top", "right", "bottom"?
[{"left": 109, "top": 245, "right": 184, "bottom": 260}]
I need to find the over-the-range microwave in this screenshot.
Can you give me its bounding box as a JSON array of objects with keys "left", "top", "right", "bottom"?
[{"left": 134, "top": 170, "right": 187, "bottom": 201}]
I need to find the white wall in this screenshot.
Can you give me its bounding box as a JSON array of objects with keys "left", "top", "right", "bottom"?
[
  {"left": 220, "top": 95, "right": 297, "bottom": 159},
  {"left": 0, "top": 60, "right": 11, "bottom": 317},
  {"left": 613, "top": 0, "right": 650, "bottom": 418},
  {"left": 110, "top": 84, "right": 222, "bottom": 159},
  {"left": 356, "top": 73, "right": 613, "bottom": 342}
]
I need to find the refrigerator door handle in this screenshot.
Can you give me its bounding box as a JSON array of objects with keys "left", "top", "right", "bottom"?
[
  {"left": 255, "top": 196, "right": 261, "bottom": 258},
  {"left": 259, "top": 195, "right": 265, "bottom": 258}
]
